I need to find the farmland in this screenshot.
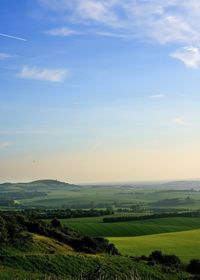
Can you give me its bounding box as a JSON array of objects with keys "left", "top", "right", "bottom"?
[
  {"left": 1, "top": 179, "right": 200, "bottom": 268},
  {"left": 1, "top": 179, "right": 200, "bottom": 210},
  {"left": 0, "top": 213, "right": 188, "bottom": 280},
  {"left": 109, "top": 229, "right": 200, "bottom": 262},
  {"left": 62, "top": 216, "right": 200, "bottom": 237},
  {"left": 59, "top": 215, "right": 200, "bottom": 262}
]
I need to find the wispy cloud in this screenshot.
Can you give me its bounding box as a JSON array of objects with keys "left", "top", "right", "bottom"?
[
  {"left": 38, "top": 1, "right": 200, "bottom": 44},
  {"left": 170, "top": 46, "right": 200, "bottom": 68},
  {"left": 39, "top": 0, "right": 200, "bottom": 68},
  {"left": 45, "top": 27, "right": 79, "bottom": 36},
  {"left": 172, "top": 118, "right": 192, "bottom": 126},
  {"left": 94, "top": 31, "right": 131, "bottom": 39},
  {"left": 0, "top": 53, "right": 14, "bottom": 60},
  {"left": 0, "top": 142, "right": 12, "bottom": 149},
  {"left": 0, "top": 33, "right": 26, "bottom": 41},
  {"left": 17, "top": 66, "right": 70, "bottom": 82},
  {"left": 150, "top": 94, "right": 165, "bottom": 99}
]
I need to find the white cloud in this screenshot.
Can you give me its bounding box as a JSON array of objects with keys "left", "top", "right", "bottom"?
[
  {"left": 74, "top": 1, "right": 119, "bottom": 26},
  {"left": 0, "top": 53, "right": 13, "bottom": 59},
  {"left": 38, "top": 1, "right": 200, "bottom": 44},
  {"left": 39, "top": 0, "right": 119, "bottom": 26},
  {"left": 172, "top": 118, "right": 192, "bottom": 126},
  {"left": 39, "top": 0, "right": 200, "bottom": 68},
  {"left": 17, "top": 66, "right": 70, "bottom": 82},
  {"left": 0, "top": 142, "right": 12, "bottom": 149},
  {"left": 170, "top": 46, "right": 200, "bottom": 68},
  {"left": 45, "top": 27, "right": 79, "bottom": 36},
  {"left": 150, "top": 94, "right": 165, "bottom": 99}
]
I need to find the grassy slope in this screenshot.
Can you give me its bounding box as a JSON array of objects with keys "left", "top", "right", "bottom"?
[
  {"left": 0, "top": 234, "right": 75, "bottom": 256},
  {"left": 0, "top": 233, "right": 187, "bottom": 280},
  {"left": 0, "top": 255, "right": 187, "bottom": 280},
  {"left": 61, "top": 217, "right": 200, "bottom": 237},
  {"left": 109, "top": 229, "right": 200, "bottom": 262}
]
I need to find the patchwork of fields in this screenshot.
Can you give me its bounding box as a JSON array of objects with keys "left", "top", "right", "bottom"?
[
  {"left": 61, "top": 216, "right": 200, "bottom": 262},
  {"left": 2, "top": 179, "right": 200, "bottom": 209},
  {"left": 1, "top": 180, "right": 200, "bottom": 264}
]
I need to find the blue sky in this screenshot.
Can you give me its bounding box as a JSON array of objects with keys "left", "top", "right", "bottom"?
[{"left": 1, "top": 0, "right": 200, "bottom": 183}]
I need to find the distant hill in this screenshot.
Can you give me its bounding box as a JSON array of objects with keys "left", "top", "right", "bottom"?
[
  {"left": 0, "top": 179, "right": 81, "bottom": 192},
  {"left": 161, "top": 180, "right": 200, "bottom": 190},
  {"left": 1, "top": 179, "right": 200, "bottom": 209},
  {"left": 0, "top": 180, "right": 83, "bottom": 207},
  {"left": 30, "top": 179, "right": 77, "bottom": 186}
]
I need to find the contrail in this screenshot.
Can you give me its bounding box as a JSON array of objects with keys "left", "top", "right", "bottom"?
[{"left": 0, "top": 33, "right": 26, "bottom": 41}]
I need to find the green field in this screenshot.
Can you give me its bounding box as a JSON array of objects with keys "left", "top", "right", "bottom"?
[
  {"left": 2, "top": 179, "right": 200, "bottom": 210},
  {"left": 62, "top": 216, "right": 200, "bottom": 262},
  {"left": 109, "top": 229, "right": 200, "bottom": 262},
  {"left": 62, "top": 217, "right": 200, "bottom": 237},
  {"left": 1, "top": 180, "right": 200, "bottom": 278},
  {"left": 23, "top": 186, "right": 200, "bottom": 209}
]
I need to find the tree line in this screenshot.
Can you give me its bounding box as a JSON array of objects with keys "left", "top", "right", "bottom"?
[{"left": 103, "top": 211, "right": 200, "bottom": 223}]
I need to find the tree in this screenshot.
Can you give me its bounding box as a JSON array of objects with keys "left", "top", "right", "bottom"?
[
  {"left": 0, "top": 216, "right": 8, "bottom": 244},
  {"left": 51, "top": 218, "right": 61, "bottom": 228},
  {"left": 187, "top": 259, "right": 200, "bottom": 274}
]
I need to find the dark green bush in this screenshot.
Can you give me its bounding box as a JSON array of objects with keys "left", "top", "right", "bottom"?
[
  {"left": 187, "top": 259, "right": 200, "bottom": 274},
  {"left": 150, "top": 251, "right": 181, "bottom": 267}
]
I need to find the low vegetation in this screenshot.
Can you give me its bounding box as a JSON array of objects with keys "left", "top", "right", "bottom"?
[
  {"left": 1, "top": 180, "right": 200, "bottom": 279},
  {"left": 0, "top": 212, "right": 193, "bottom": 280},
  {"left": 0, "top": 213, "right": 119, "bottom": 256},
  {"left": 109, "top": 229, "right": 200, "bottom": 262}
]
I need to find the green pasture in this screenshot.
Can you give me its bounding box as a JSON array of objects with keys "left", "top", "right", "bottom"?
[
  {"left": 18, "top": 181, "right": 200, "bottom": 209},
  {"left": 109, "top": 229, "right": 200, "bottom": 262},
  {"left": 63, "top": 217, "right": 200, "bottom": 237}
]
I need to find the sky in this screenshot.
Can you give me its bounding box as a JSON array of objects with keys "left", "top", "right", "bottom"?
[{"left": 1, "top": 0, "right": 200, "bottom": 183}]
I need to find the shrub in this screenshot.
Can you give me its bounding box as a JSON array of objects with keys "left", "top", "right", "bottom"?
[
  {"left": 150, "top": 251, "right": 181, "bottom": 267},
  {"left": 51, "top": 218, "right": 61, "bottom": 228},
  {"left": 187, "top": 259, "right": 200, "bottom": 274},
  {"left": 0, "top": 213, "right": 120, "bottom": 256}
]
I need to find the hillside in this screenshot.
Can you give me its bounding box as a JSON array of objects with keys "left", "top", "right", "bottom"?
[
  {"left": 0, "top": 254, "right": 188, "bottom": 280},
  {"left": 0, "top": 179, "right": 80, "bottom": 192},
  {"left": 0, "top": 212, "right": 193, "bottom": 280}
]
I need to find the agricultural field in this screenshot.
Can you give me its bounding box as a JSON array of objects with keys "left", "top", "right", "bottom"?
[
  {"left": 22, "top": 185, "right": 200, "bottom": 210},
  {"left": 0, "top": 213, "right": 188, "bottom": 280},
  {"left": 60, "top": 216, "right": 200, "bottom": 262},
  {"left": 1, "top": 179, "right": 200, "bottom": 210},
  {"left": 62, "top": 216, "right": 200, "bottom": 237},
  {"left": 109, "top": 229, "right": 200, "bottom": 262},
  {"left": 1, "top": 180, "right": 200, "bottom": 268}
]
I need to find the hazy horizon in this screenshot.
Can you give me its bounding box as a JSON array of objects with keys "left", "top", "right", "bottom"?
[{"left": 1, "top": 1, "right": 200, "bottom": 183}]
